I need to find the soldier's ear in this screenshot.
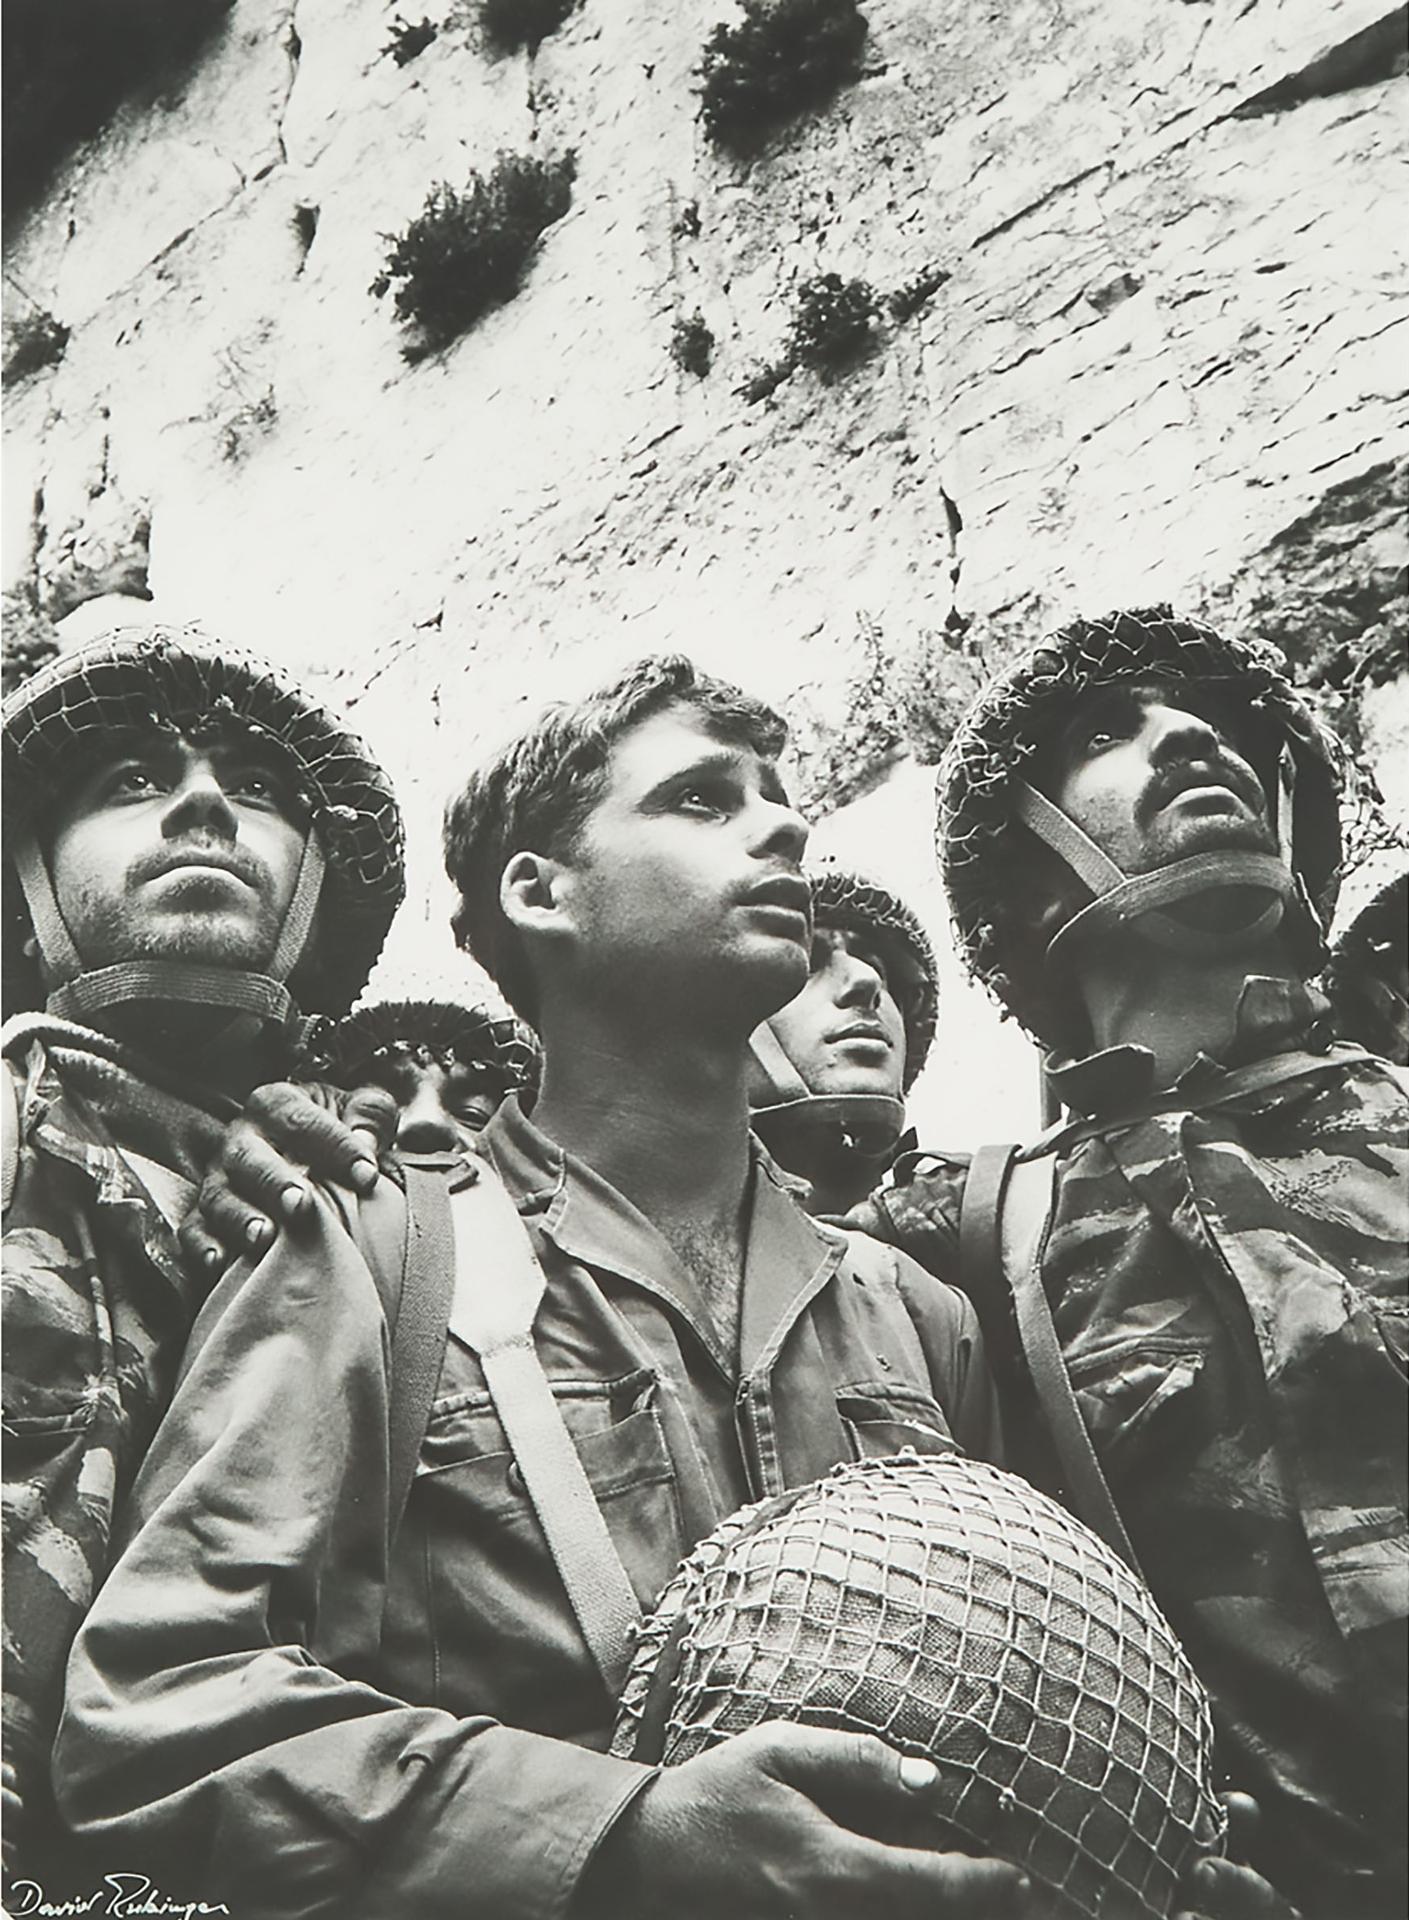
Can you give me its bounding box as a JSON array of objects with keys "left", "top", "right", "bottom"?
[{"left": 501, "top": 851, "right": 575, "bottom": 940}]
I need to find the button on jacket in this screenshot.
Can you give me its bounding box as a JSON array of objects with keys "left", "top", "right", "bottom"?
[{"left": 59, "top": 1094, "right": 999, "bottom": 1920}]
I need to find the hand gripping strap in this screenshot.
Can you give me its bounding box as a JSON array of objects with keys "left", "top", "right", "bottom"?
[{"left": 446, "top": 1169, "right": 641, "bottom": 1696}]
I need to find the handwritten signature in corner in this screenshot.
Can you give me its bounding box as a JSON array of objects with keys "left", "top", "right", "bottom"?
[{"left": 5, "top": 1873, "right": 232, "bottom": 1919}]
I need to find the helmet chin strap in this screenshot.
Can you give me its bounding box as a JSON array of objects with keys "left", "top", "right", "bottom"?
[
  {"left": 748, "top": 1024, "right": 907, "bottom": 1162},
  {"left": 1014, "top": 781, "right": 1297, "bottom": 969},
  {"left": 15, "top": 830, "right": 325, "bottom": 1046}
]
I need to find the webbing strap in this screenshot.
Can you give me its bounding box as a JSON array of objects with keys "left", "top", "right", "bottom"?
[
  {"left": 390, "top": 1166, "right": 458, "bottom": 1543},
  {"left": 268, "top": 834, "right": 325, "bottom": 981},
  {"left": 957, "top": 1143, "right": 1022, "bottom": 1394},
  {"left": 1001, "top": 1154, "right": 1144, "bottom": 1576},
  {"left": 1015, "top": 782, "right": 1124, "bottom": 896},
  {"left": 47, "top": 962, "right": 298, "bottom": 1029},
  {"left": 12, "top": 832, "right": 83, "bottom": 980},
  {"left": 1047, "top": 853, "right": 1291, "bottom": 965},
  {"left": 749, "top": 1023, "right": 812, "bottom": 1104},
  {"left": 447, "top": 1173, "right": 641, "bottom": 1695}
]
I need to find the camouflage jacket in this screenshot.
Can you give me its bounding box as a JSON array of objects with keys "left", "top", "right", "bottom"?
[
  {"left": 2, "top": 1019, "right": 227, "bottom": 1887},
  {"left": 853, "top": 980, "right": 1409, "bottom": 1919}
]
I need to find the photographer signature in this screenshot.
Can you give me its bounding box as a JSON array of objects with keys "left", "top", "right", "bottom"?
[{"left": 5, "top": 1874, "right": 230, "bottom": 1918}]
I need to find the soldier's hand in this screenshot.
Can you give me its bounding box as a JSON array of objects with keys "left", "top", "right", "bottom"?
[
  {"left": 580, "top": 1723, "right": 1034, "bottom": 1919},
  {"left": 1175, "top": 1795, "right": 1301, "bottom": 1920},
  {"left": 180, "top": 1080, "right": 398, "bottom": 1273}
]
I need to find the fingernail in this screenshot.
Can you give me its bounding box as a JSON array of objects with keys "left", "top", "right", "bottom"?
[
  {"left": 280, "top": 1182, "right": 310, "bottom": 1219},
  {"left": 246, "top": 1220, "right": 273, "bottom": 1251},
  {"left": 204, "top": 1248, "right": 223, "bottom": 1272},
  {"left": 898, "top": 1756, "right": 937, "bottom": 1793},
  {"left": 350, "top": 1157, "right": 378, "bottom": 1194}
]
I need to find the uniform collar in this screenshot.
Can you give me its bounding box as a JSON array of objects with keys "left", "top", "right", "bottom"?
[
  {"left": 1047, "top": 974, "right": 1334, "bottom": 1117},
  {"left": 481, "top": 1094, "right": 847, "bottom": 1373}
]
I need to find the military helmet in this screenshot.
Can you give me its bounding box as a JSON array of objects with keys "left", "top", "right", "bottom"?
[
  {"left": 938, "top": 606, "right": 1343, "bottom": 1049},
  {"left": 810, "top": 867, "right": 938, "bottom": 1090},
  {"left": 324, "top": 998, "right": 541, "bottom": 1095},
  {"left": 3, "top": 625, "right": 405, "bottom": 1024},
  {"left": 613, "top": 1453, "right": 1226, "bottom": 1920}
]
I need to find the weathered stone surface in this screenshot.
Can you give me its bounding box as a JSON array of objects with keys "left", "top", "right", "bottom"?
[{"left": 3, "top": 0, "right": 1405, "bottom": 1133}]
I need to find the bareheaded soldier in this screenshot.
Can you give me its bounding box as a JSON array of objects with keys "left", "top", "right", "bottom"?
[
  {"left": 749, "top": 867, "right": 937, "bottom": 1215},
  {"left": 1, "top": 627, "right": 404, "bottom": 1888},
  {"left": 852, "top": 607, "right": 1408, "bottom": 1919}
]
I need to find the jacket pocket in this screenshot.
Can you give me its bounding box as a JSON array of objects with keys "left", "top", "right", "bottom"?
[
  {"left": 1064, "top": 1337, "right": 1206, "bottom": 1467},
  {"left": 835, "top": 1381, "right": 958, "bottom": 1461},
  {"left": 389, "top": 1369, "right": 685, "bottom": 1729}
]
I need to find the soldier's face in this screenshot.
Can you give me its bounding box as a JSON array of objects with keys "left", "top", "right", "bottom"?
[
  {"left": 372, "top": 1055, "right": 504, "bottom": 1152},
  {"left": 1039, "top": 678, "right": 1276, "bottom": 876},
  {"left": 765, "top": 925, "right": 907, "bottom": 1100},
  {"left": 46, "top": 732, "right": 311, "bottom": 976},
  {"left": 559, "top": 705, "right": 812, "bottom": 1023}
]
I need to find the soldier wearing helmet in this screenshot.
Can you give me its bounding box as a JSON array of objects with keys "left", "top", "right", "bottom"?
[
  {"left": 853, "top": 607, "right": 1408, "bottom": 1919},
  {"left": 1324, "top": 869, "right": 1409, "bottom": 1067},
  {"left": 748, "top": 867, "right": 937, "bottom": 1214},
  {"left": 324, "top": 998, "right": 541, "bottom": 1151},
  {"left": 1, "top": 625, "right": 404, "bottom": 1892}
]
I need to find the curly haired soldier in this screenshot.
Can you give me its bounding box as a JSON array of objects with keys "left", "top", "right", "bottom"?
[
  {"left": 1, "top": 626, "right": 404, "bottom": 1891},
  {"left": 851, "top": 606, "right": 1409, "bottom": 1919},
  {"left": 748, "top": 867, "right": 938, "bottom": 1214}
]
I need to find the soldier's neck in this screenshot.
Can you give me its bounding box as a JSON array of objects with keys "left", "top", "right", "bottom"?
[
  {"left": 1073, "top": 929, "right": 1301, "bottom": 1087},
  {"left": 89, "top": 1002, "right": 292, "bottom": 1103}
]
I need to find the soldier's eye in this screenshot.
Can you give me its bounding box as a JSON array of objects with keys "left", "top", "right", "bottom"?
[{"left": 110, "top": 763, "right": 164, "bottom": 796}]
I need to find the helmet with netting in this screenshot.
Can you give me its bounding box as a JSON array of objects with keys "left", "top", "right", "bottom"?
[
  {"left": 3, "top": 625, "right": 405, "bottom": 1021},
  {"left": 612, "top": 1453, "right": 1225, "bottom": 1920},
  {"left": 323, "top": 998, "right": 541, "bottom": 1096},
  {"left": 938, "top": 606, "right": 1344, "bottom": 1049},
  {"left": 811, "top": 867, "right": 938, "bottom": 1089}
]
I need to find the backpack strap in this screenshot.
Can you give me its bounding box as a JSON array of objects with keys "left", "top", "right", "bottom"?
[
  {"left": 1001, "top": 1154, "right": 1143, "bottom": 1577},
  {"left": 389, "top": 1164, "right": 458, "bottom": 1543},
  {"left": 445, "top": 1169, "right": 642, "bottom": 1697},
  {"left": 961, "top": 1143, "right": 1143, "bottom": 1577}
]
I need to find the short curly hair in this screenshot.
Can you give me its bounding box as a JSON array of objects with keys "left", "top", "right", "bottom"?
[{"left": 443, "top": 656, "right": 789, "bottom": 1022}]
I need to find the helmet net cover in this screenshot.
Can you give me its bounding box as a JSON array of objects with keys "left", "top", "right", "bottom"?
[
  {"left": 613, "top": 1454, "right": 1225, "bottom": 1920},
  {"left": 2, "top": 627, "right": 406, "bottom": 1019},
  {"left": 323, "top": 998, "right": 541, "bottom": 1093},
  {"left": 937, "top": 606, "right": 1345, "bottom": 1050},
  {"left": 809, "top": 867, "right": 939, "bottom": 1089}
]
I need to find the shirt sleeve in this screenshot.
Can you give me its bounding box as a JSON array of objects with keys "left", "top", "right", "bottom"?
[
  {"left": 55, "top": 1182, "right": 653, "bottom": 1920},
  {"left": 889, "top": 1240, "right": 1005, "bottom": 1470}
]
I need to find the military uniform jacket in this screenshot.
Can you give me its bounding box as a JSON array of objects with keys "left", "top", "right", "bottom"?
[
  {"left": 2, "top": 1021, "right": 225, "bottom": 1885},
  {"left": 853, "top": 982, "right": 1409, "bottom": 1917},
  {"left": 57, "top": 1093, "right": 999, "bottom": 1920}
]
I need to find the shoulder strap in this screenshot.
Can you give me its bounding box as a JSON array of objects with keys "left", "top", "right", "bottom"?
[
  {"left": 1000, "top": 1154, "right": 1144, "bottom": 1577},
  {"left": 446, "top": 1171, "right": 641, "bottom": 1697},
  {"left": 957, "top": 1143, "right": 1023, "bottom": 1397},
  {"left": 390, "top": 1165, "right": 459, "bottom": 1544},
  {"left": 2, "top": 1057, "right": 21, "bottom": 1215}
]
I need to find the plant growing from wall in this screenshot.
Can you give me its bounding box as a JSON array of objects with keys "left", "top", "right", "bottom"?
[
  {"left": 670, "top": 312, "right": 714, "bottom": 377},
  {"left": 697, "top": 0, "right": 868, "bottom": 154},
  {"left": 371, "top": 152, "right": 575, "bottom": 362},
  {"left": 2, "top": 305, "right": 70, "bottom": 386},
  {"left": 384, "top": 15, "right": 438, "bottom": 65},
  {"left": 787, "top": 272, "right": 879, "bottom": 377},
  {"left": 480, "top": 0, "right": 581, "bottom": 55}
]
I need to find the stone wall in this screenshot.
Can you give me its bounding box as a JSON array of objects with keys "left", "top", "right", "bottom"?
[{"left": 4, "top": 0, "right": 1405, "bottom": 1138}]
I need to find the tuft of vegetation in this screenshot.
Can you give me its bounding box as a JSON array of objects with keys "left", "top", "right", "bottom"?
[
  {"left": 371, "top": 152, "right": 575, "bottom": 362},
  {"left": 3, "top": 306, "right": 71, "bottom": 386},
  {"left": 787, "top": 272, "right": 879, "bottom": 377},
  {"left": 219, "top": 387, "right": 277, "bottom": 463},
  {"left": 4, "top": 0, "right": 234, "bottom": 218},
  {"left": 384, "top": 15, "right": 439, "bottom": 65},
  {"left": 697, "top": 0, "right": 868, "bottom": 154},
  {"left": 1, "top": 585, "right": 61, "bottom": 696},
  {"left": 480, "top": 0, "right": 581, "bottom": 55},
  {"left": 670, "top": 311, "right": 714, "bottom": 378}
]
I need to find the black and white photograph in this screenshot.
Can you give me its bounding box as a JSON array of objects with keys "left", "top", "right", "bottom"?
[{"left": 3, "top": 2, "right": 1406, "bottom": 1915}]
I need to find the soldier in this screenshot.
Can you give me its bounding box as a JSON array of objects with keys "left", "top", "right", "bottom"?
[
  {"left": 851, "top": 607, "right": 1408, "bottom": 1920},
  {"left": 1, "top": 627, "right": 404, "bottom": 1889},
  {"left": 325, "top": 997, "right": 541, "bottom": 1151},
  {"left": 56, "top": 656, "right": 1027, "bottom": 1920},
  {"left": 1324, "top": 869, "right": 1409, "bottom": 1067},
  {"left": 748, "top": 867, "right": 937, "bottom": 1215}
]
